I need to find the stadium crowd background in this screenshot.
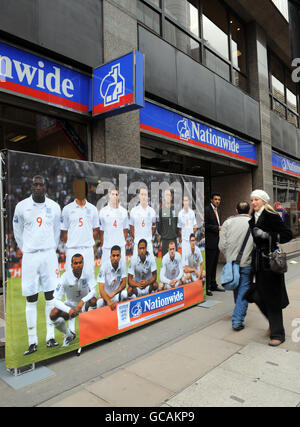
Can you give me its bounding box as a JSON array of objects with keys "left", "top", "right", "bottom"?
[{"left": 6, "top": 154, "right": 205, "bottom": 271}]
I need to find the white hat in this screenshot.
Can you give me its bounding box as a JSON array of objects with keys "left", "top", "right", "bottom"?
[{"left": 250, "top": 189, "right": 270, "bottom": 203}]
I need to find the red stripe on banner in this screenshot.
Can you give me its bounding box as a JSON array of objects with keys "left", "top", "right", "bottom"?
[
  {"left": 93, "top": 93, "right": 134, "bottom": 115},
  {"left": 79, "top": 281, "right": 203, "bottom": 347},
  {"left": 0, "top": 80, "right": 89, "bottom": 113},
  {"left": 272, "top": 165, "right": 300, "bottom": 178},
  {"left": 140, "top": 123, "right": 257, "bottom": 165}
]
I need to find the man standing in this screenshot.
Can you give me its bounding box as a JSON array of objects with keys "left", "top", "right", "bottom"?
[
  {"left": 96, "top": 245, "right": 127, "bottom": 311},
  {"left": 157, "top": 189, "right": 178, "bottom": 257},
  {"left": 13, "top": 175, "right": 61, "bottom": 355},
  {"left": 127, "top": 239, "right": 158, "bottom": 298},
  {"left": 182, "top": 234, "right": 205, "bottom": 283},
  {"left": 99, "top": 187, "right": 129, "bottom": 269},
  {"left": 178, "top": 195, "right": 197, "bottom": 260},
  {"left": 61, "top": 179, "right": 100, "bottom": 277},
  {"left": 130, "top": 187, "right": 156, "bottom": 257},
  {"left": 204, "top": 193, "right": 224, "bottom": 296},
  {"left": 219, "top": 202, "right": 253, "bottom": 330},
  {"left": 159, "top": 241, "right": 183, "bottom": 290},
  {"left": 50, "top": 253, "right": 97, "bottom": 347}
]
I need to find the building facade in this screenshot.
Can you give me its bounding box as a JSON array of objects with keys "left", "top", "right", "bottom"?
[{"left": 0, "top": 0, "right": 299, "bottom": 236}]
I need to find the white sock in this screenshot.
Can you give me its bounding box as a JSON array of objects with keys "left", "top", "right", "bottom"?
[
  {"left": 54, "top": 317, "right": 71, "bottom": 337},
  {"left": 68, "top": 317, "right": 76, "bottom": 334},
  {"left": 45, "top": 299, "right": 55, "bottom": 342},
  {"left": 26, "top": 301, "right": 38, "bottom": 346}
]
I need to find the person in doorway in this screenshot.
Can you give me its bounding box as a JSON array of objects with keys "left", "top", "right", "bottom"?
[
  {"left": 12, "top": 175, "right": 61, "bottom": 355},
  {"left": 61, "top": 179, "right": 100, "bottom": 277},
  {"left": 245, "top": 190, "right": 293, "bottom": 346},
  {"left": 50, "top": 253, "right": 97, "bottom": 347},
  {"left": 219, "top": 202, "right": 253, "bottom": 331},
  {"left": 157, "top": 189, "right": 178, "bottom": 257},
  {"left": 204, "top": 193, "right": 224, "bottom": 296}
]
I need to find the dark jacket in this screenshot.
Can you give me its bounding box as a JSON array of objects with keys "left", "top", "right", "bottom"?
[
  {"left": 245, "top": 209, "right": 293, "bottom": 310},
  {"left": 157, "top": 206, "right": 178, "bottom": 240},
  {"left": 204, "top": 204, "right": 221, "bottom": 250}
]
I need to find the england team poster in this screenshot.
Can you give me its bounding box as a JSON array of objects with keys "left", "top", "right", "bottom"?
[{"left": 3, "top": 150, "right": 205, "bottom": 369}]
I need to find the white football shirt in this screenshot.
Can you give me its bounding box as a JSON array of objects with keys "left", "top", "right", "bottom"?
[
  {"left": 178, "top": 208, "right": 197, "bottom": 241},
  {"left": 61, "top": 200, "right": 99, "bottom": 248},
  {"left": 160, "top": 252, "right": 183, "bottom": 285},
  {"left": 99, "top": 204, "right": 129, "bottom": 248},
  {"left": 183, "top": 246, "right": 203, "bottom": 271},
  {"left": 128, "top": 252, "right": 157, "bottom": 282},
  {"left": 129, "top": 204, "right": 156, "bottom": 245},
  {"left": 13, "top": 196, "right": 61, "bottom": 253},
  {"left": 97, "top": 261, "right": 127, "bottom": 293},
  {"left": 54, "top": 270, "right": 96, "bottom": 311}
]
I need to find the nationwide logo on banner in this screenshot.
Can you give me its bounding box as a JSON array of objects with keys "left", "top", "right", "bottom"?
[
  {"left": 117, "top": 287, "right": 185, "bottom": 330},
  {"left": 272, "top": 151, "right": 300, "bottom": 178},
  {"left": 140, "top": 101, "right": 257, "bottom": 165}
]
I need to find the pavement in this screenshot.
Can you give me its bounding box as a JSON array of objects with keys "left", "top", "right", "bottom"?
[{"left": 0, "top": 257, "right": 300, "bottom": 407}]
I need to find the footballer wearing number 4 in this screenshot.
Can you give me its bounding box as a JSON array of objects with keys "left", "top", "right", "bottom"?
[{"left": 13, "top": 176, "right": 61, "bottom": 356}]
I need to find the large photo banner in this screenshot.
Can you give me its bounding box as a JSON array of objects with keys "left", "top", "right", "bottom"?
[{"left": 4, "top": 150, "right": 205, "bottom": 369}]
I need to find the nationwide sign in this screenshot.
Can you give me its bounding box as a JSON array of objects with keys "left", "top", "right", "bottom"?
[
  {"left": 93, "top": 50, "right": 144, "bottom": 117},
  {"left": 272, "top": 151, "right": 300, "bottom": 178},
  {"left": 0, "top": 41, "right": 91, "bottom": 114},
  {"left": 140, "top": 101, "right": 257, "bottom": 165}
]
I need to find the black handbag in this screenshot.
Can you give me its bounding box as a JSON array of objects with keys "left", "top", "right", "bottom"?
[{"left": 268, "top": 235, "right": 287, "bottom": 274}]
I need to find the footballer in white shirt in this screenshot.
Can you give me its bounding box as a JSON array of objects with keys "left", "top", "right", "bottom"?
[
  {"left": 159, "top": 241, "right": 184, "bottom": 291},
  {"left": 50, "top": 253, "right": 97, "bottom": 347},
  {"left": 99, "top": 187, "right": 129, "bottom": 269},
  {"left": 178, "top": 196, "right": 197, "bottom": 261},
  {"left": 128, "top": 239, "right": 158, "bottom": 298},
  {"left": 61, "top": 179, "right": 100, "bottom": 276},
  {"left": 182, "top": 234, "right": 205, "bottom": 284},
  {"left": 12, "top": 176, "right": 61, "bottom": 356},
  {"left": 96, "top": 245, "right": 127, "bottom": 311},
  {"left": 129, "top": 187, "right": 156, "bottom": 257}
]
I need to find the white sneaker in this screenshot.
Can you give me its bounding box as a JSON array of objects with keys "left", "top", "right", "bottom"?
[{"left": 61, "top": 331, "right": 76, "bottom": 348}]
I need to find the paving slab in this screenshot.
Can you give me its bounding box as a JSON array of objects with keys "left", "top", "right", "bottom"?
[
  {"left": 125, "top": 347, "right": 209, "bottom": 393},
  {"left": 85, "top": 369, "right": 172, "bottom": 407},
  {"left": 167, "top": 365, "right": 300, "bottom": 407},
  {"left": 51, "top": 390, "right": 111, "bottom": 407}
]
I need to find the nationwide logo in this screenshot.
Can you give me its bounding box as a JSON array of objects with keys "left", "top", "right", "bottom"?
[
  {"left": 100, "top": 63, "right": 125, "bottom": 107},
  {"left": 0, "top": 42, "right": 90, "bottom": 113},
  {"left": 177, "top": 118, "right": 191, "bottom": 141},
  {"left": 117, "top": 287, "right": 185, "bottom": 330}
]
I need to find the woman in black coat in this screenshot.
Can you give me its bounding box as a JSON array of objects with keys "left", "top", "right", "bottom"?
[{"left": 245, "top": 190, "right": 293, "bottom": 346}]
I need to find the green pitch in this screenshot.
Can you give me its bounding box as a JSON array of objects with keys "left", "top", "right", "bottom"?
[{"left": 5, "top": 255, "right": 205, "bottom": 369}]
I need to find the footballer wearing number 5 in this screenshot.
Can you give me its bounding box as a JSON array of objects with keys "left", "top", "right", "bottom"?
[
  {"left": 61, "top": 179, "right": 100, "bottom": 277},
  {"left": 13, "top": 176, "right": 61, "bottom": 356}
]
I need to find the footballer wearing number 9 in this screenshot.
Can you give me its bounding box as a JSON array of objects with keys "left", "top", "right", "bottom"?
[{"left": 13, "top": 176, "right": 61, "bottom": 356}]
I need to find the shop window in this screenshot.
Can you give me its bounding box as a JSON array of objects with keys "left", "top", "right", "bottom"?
[
  {"left": 202, "top": 0, "right": 229, "bottom": 60},
  {"left": 137, "top": 0, "right": 161, "bottom": 35},
  {"left": 165, "top": 19, "right": 200, "bottom": 61},
  {"left": 165, "top": 0, "right": 199, "bottom": 37},
  {"left": 0, "top": 103, "right": 88, "bottom": 160},
  {"left": 230, "top": 16, "right": 246, "bottom": 74},
  {"left": 269, "top": 51, "right": 300, "bottom": 127}
]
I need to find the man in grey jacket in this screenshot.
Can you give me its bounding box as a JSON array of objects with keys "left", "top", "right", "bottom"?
[{"left": 219, "top": 201, "right": 253, "bottom": 331}]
